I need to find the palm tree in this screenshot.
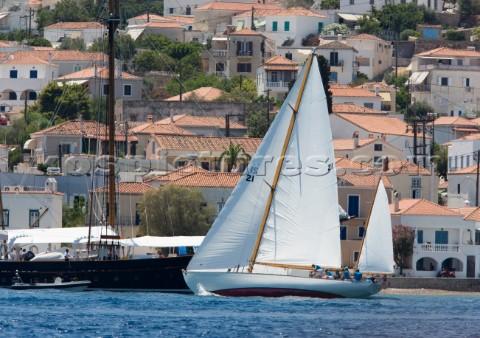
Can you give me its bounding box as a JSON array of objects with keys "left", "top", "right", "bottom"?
[{"left": 220, "top": 141, "right": 251, "bottom": 172}]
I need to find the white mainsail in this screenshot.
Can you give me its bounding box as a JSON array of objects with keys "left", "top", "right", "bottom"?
[
  {"left": 357, "top": 179, "right": 394, "bottom": 273},
  {"left": 187, "top": 54, "right": 341, "bottom": 271}
]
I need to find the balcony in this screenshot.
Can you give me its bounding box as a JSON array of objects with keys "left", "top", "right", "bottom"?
[
  {"left": 420, "top": 243, "right": 459, "bottom": 252},
  {"left": 266, "top": 81, "right": 290, "bottom": 89},
  {"left": 327, "top": 60, "right": 344, "bottom": 67},
  {"left": 418, "top": 63, "right": 480, "bottom": 71},
  {"left": 237, "top": 50, "right": 252, "bottom": 57},
  {"left": 215, "top": 71, "right": 226, "bottom": 77},
  {"left": 211, "top": 50, "right": 227, "bottom": 57}
]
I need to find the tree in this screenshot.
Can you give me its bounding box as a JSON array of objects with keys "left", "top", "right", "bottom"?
[
  {"left": 444, "top": 29, "right": 466, "bottom": 41},
  {"left": 410, "top": 100, "right": 434, "bottom": 118},
  {"left": 433, "top": 143, "right": 448, "bottom": 180},
  {"left": 392, "top": 224, "right": 415, "bottom": 275},
  {"left": 37, "top": 163, "right": 48, "bottom": 174},
  {"left": 37, "top": 82, "right": 92, "bottom": 120},
  {"left": 358, "top": 15, "right": 382, "bottom": 36},
  {"left": 8, "top": 147, "right": 22, "bottom": 171},
  {"left": 27, "top": 37, "right": 52, "bottom": 47},
  {"left": 59, "top": 38, "right": 86, "bottom": 51},
  {"left": 62, "top": 196, "right": 87, "bottom": 227},
  {"left": 132, "top": 50, "right": 163, "bottom": 72},
  {"left": 53, "top": 0, "right": 90, "bottom": 22},
  {"left": 138, "top": 185, "right": 215, "bottom": 236},
  {"left": 318, "top": 55, "right": 333, "bottom": 114},
  {"left": 321, "top": 23, "right": 350, "bottom": 36},
  {"left": 320, "top": 0, "right": 340, "bottom": 9},
  {"left": 354, "top": 72, "right": 369, "bottom": 85},
  {"left": 284, "top": 0, "right": 314, "bottom": 8},
  {"left": 89, "top": 35, "right": 137, "bottom": 61},
  {"left": 400, "top": 29, "right": 420, "bottom": 41},
  {"left": 220, "top": 141, "right": 251, "bottom": 172},
  {"left": 458, "top": 0, "right": 480, "bottom": 15}
]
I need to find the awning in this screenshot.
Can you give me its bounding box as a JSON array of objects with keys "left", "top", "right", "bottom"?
[
  {"left": 126, "top": 28, "right": 145, "bottom": 41},
  {"left": 0, "top": 12, "right": 10, "bottom": 20},
  {"left": 23, "top": 139, "right": 36, "bottom": 150},
  {"left": 57, "top": 80, "right": 88, "bottom": 86},
  {"left": 337, "top": 13, "right": 364, "bottom": 21},
  {"left": 407, "top": 71, "right": 429, "bottom": 85},
  {"left": 119, "top": 235, "right": 204, "bottom": 248}
]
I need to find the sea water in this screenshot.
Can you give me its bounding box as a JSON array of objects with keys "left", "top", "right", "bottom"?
[{"left": 0, "top": 289, "right": 478, "bottom": 337}]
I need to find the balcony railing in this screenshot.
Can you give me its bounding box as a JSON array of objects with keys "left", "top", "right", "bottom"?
[
  {"left": 420, "top": 243, "right": 459, "bottom": 252},
  {"left": 211, "top": 50, "right": 227, "bottom": 57},
  {"left": 418, "top": 63, "right": 480, "bottom": 71},
  {"left": 237, "top": 50, "right": 252, "bottom": 56},
  {"left": 215, "top": 71, "right": 226, "bottom": 77},
  {"left": 327, "top": 60, "right": 344, "bottom": 67},
  {"left": 266, "top": 81, "right": 290, "bottom": 88}
]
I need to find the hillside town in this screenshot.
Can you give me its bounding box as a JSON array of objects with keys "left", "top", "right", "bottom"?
[{"left": 1, "top": 0, "right": 480, "bottom": 283}]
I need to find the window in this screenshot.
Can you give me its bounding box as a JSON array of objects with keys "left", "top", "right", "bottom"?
[
  {"left": 317, "top": 22, "right": 323, "bottom": 33},
  {"left": 175, "top": 160, "right": 186, "bottom": 168},
  {"left": 417, "top": 230, "right": 423, "bottom": 244},
  {"left": 373, "top": 156, "right": 382, "bottom": 168},
  {"left": 237, "top": 63, "right": 252, "bottom": 73},
  {"left": 10, "top": 70, "right": 17, "bottom": 78},
  {"left": 435, "top": 230, "right": 448, "bottom": 244},
  {"left": 30, "top": 70, "right": 37, "bottom": 78},
  {"left": 236, "top": 41, "right": 253, "bottom": 56},
  {"left": 374, "top": 144, "right": 383, "bottom": 151},
  {"left": 458, "top": 59, "right": 463, "bottom": 66},
  {"left": 270, "top": 71, "right": 278, "bottom": 82},
  {"left": 201, "top": 161, "right": 210, "bottom": 170},
  {"left": 186, "top": 5, "right": 191, "bottom": 15},
  {"left": 340, "top": 226, "right": 347, "bottom": 240},
  {"left": 439, "top": 77, "right": 449, "bottom": 86},
  {"left": 358, "top": 226, "right": 365, "bottom": 238},
  {"left": 330, "top": 52, "right": 339, "bottom": 66},
  {"left": 103, "top": 84, "right": 109, "bottom": 96},
  {"left": 169, "top": 8, "right": 174, "bottom": 14},
  {"left": 350, "top": 0, "right": 354, "bottom": 4},
  {"left": 29, "top": 209, "right": 40, "bottom": 227},
  {"left": 411, "top": 178, "right": 421, "bottom": 188},
  {"left": 461, "top": 155, "right": 464, "bottom": 168},
  {"left": 28, "top": 91, "right": 37, "bottom": 100},
  {"left": 123, "top": 84, "right": 132, "bottom": 96},
  {"left": 1, "top": 209, "right": 9, "bottom": 227},
  {"left": 151, "top": 141, "right": 156, "bottom": 154},
  {"left": 284, "top": 21, "right": 290, "bottom": 32},
  {"left": 215, "top": 63, "right": 224, "bottom": 72},
  {"left": 135, "top": 203, "right": 140, "bottom": 225},
  {"left": 217, "top": 201, "right": 225, "bottom": 214},
  {"left": 411, "top": 189, "right": 421, "bottom": 199},
  {"left": 464, "top": 78, "right": 471, "bottom": 87},
  {"left": 467, "top": 156, "right": 470, "bottom": 167},
  {"left": 272, "top": 21, "right": 278, "bottom": 31},
  {"left": 347, "top": 195, "right": 359, "bottom": 217},
  {"left": 364, "top": 103, "right": 374, "bottom": 109},
  {"left": 457, "top": 183, "right": 461, "bottom": 194},
  {"left": 74, "top": 65, "right": 82, "bottom": 72},
  {"left": 370, "top": 0, "right": 374, "bottom": 3},
  {"left": 60, "top": 143, "right": 72, "bottom": 155},
  {"left": 476, "top": 230, "right": 480, "bottom": 245},
  {"left": 353, "top": 251, "right": 359, "bottom": 262},
  {"left": 8, "top": 92, "right": 17, "bottom": 100},
  {"left": 330, "top": 72, "right": 338, "bottom": 82}
]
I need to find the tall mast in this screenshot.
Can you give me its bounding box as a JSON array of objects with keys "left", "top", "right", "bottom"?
[
  {"left": 248, "top": 53, "right": 316, "bottom": 272},
  {"left": 107, "top": 0, "right": 119, "bottom": 228}
]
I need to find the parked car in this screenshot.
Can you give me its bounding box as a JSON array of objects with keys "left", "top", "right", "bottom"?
[{"left": 0, "top": 114, "right": 8, "bottom": 125}]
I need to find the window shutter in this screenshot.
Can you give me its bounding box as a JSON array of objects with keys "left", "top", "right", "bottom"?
[
  {"left": 448, "top": 77, "right": 452, "bottom": 86},
  {"left": 248, "top": 41, "right": 253, "bottom": 55},
  {"left": 236, "top": 41, "right": 241, "bottom": 55},
  {"left": 437, "top": 77, "right": 442, "bottom": 86}
]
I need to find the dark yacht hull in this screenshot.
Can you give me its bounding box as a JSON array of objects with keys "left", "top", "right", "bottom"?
[{"left": 0, "top": 255, "right": 192, "bottom": 292}]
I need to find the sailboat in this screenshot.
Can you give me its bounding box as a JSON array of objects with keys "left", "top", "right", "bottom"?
[
  {"left": 0, "top": 4, "right": 195, "bottom": 292},
  {"left": 183, "top": 53, "right": 393, "bottom": 298}
]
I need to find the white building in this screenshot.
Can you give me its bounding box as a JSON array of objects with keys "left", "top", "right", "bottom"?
[
  {"left": 316, "top": 40, "right": 359, "bottom": 84},
  {"left": 330, "top": 85, "right": 383, "bottom": 110},
  {"left": 409, "top": 47, "right": 480, "bottom": 117},
  {"left": 428, "top": 116, "right": 479, "bottom": 147},
  {"left": 339, "top": 0, "right": 442, "bottom": 14},
  {"left": 391, "top": 198, "right": 479, "bottom": 278},
  {"left": 43, "top": 22, "right": 106, "bottom": 47},
  {"left": 256, "top": 55, "right": 299, "bottom": 100},
  {"left": 0, "top": 0, "right": 39, "bottom": 33}
]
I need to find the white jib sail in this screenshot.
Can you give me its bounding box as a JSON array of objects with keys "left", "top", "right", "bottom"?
[
  {"left": 187, "top": 54, "right": 340, "bottom": 271},
  {"left": 357, "top": 179, "right": 394, "bottom": 274}
]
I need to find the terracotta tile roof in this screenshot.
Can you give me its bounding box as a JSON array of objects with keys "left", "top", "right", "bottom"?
[
  {"left": 332, "top": 103, "right": 385, "bottom": 114},
  {"left": 129, "top": 14, "right": 193, "bottom": 24},
  {"left": 335, "top": 157, "right": 374, "bottom": 170},
  {"left": 337, "top": 173, "right": 393, "bottom": 189},
  {"left": 31, "top": 120, "right": 136, "bottom": 140},
  {"left": 333, "top": 138, "right": 376, "bottom": 150},
  {"left": 383, "top": 160, "right": 431, "bottom": 175},
  {"left": 144, "top": 164, "right": 209, "bottom": 183},
  {"left": 348, "top": 34, "right": 386, "bottom": 42},
  {"left": 357, "top": 82, "right": 394, "bottom": 90},
  {"left": 167, "top": 15, "right": 194, "bottom": 24},
  {"left": 9, "top": 50, "right": 107, "bottom": 62},
  {"left": 56, "top": 66, "right": 139, "bottom": 80},
  {"left": 234, "top": 7, "right": 328, "bottom": 18},
  {"left": 164, "top": 87, "right": 225, "bottom": 101},
  {"left": 318, "top": 40, "right": 357, "bottom": 52},
  {"left": 330, "top": 83, "right": 350, "bottom": 89},
  {"left": 195, "top": 2, "right": 283, "bottom": 11},
  {"left": 156, "top": 114, "right": 246, "bottom": 130},
  {"left": 129, "top": 122, "right": 193, "bottom": 135},
  {"left": 428, "top": 116, "right": 479, "bottom": 127},
  {"left": 452, "top": 206, "right": 477, "bottom": 218},
  {"left": 334, "top": 113, "right": 418, "bottom": 137},
  {"left": 152, "top": 135, "right": 262, "bottom": 153},
  {"left": 263, "top": 55, "right": 299, "bottom": 71},
  {"left": 390, "top": 198, "right": 461, "bottom": 216},
  {"left": 2, "top": 54, "right": 53, "bottom": 65},
  {"left": 455, "top": 133, "right": 480, "bottom": 141},
  {"left": 330, "top": 87, "right": 378, "bottom": 97},
  {"left": 230, "top": 28, "right": 262, "bottom": 35},
  {"left": 129, "top": 14, "right": 164, "bottom": 21},
  {"left": 166, "top": 172, "right": 241, "bottom": 188},
  {"left": 463, "top": 207, "right": 480, "bottom": 221},
  {"left": 91, "top": 182, "right": 156, "bottom": 194},
  {"left": 3, "top": 190, "right": 63, "bottom": 196},
  {"left": 448, "top": 165, "right": 477, "bottom": 175},
  {"left": 415, "top": 47, "right": 480, "bottom": 58},
  {"left": 45, "top": 22, "right": 105, "bottom": 30}
]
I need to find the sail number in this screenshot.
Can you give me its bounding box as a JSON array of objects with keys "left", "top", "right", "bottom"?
[{"left": 246, "top": 175, "right": 255, "bottom": 182}]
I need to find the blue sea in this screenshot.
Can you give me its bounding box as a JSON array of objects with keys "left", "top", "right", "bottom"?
[{"left": 0, "top": 289, "right": 478, "bottom": 337}]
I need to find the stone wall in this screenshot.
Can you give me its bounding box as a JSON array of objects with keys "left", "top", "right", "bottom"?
[
  {"left": 388, "top": 277, "right": 480, "bottom": 292},
  {"left": 116, "top": 100, "right": 269, "bottom": 123}
]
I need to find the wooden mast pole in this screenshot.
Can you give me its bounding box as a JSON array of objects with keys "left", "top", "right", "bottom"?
[
  {"left": 107, "top": 0, "right": 119, "bottom": 229},
  {"left": 248, "top": 53, "right": 316, "bottom": 273}
]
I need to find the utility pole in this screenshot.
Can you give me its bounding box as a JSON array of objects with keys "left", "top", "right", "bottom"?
[{"left": 475, "top": 150, "right": 480, "bottom": 207}]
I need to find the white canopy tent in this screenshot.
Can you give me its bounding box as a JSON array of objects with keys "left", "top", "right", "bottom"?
[{"left": 119, "top": 236, "right": 204, "bottom": 248}]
